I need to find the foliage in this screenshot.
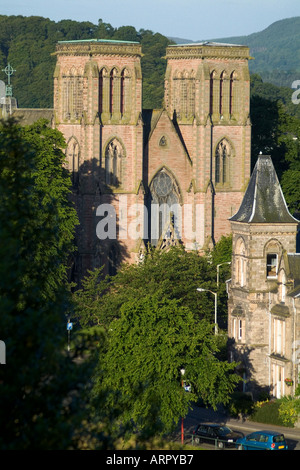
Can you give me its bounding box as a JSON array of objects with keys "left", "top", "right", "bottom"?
[
  {"left": 73, "top": 267, "right": 110, "bottom": 329},
  {"left": 279, "top": 396, "right": 300, "bottom": 427},
  {"left": 91, "top": 293, "right": 240, "bottom": 438},
  {"left": 249, "top": 399, "right": 289, "bottom": 427},
  {"left": 0, "top": 119, "right": 96, "bottom": 449},
  {"left": 0, "top": 15, "right": 173, "bottom": 110},
  {"left": 209, "top": 234, "right": 232, "bottom": 266},
  {"left": 250, "top": 75, "right": 300, "bottom": 215},
  {"left": 225, "top": 392, "right": 254, "bottom": 418},
  {"left": 74, "top": 246, "right": 221, "bottom": 330}
]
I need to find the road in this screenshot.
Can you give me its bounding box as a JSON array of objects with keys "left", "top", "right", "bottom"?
[{"left": 176, "top": 405, "right": 300, "bottom": 450}]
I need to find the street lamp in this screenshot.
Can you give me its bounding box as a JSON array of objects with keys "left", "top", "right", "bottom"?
[
  {"left": 180, "top": 368, "right": 185, "bottom": 445},
  {"left": 197, "top": 288, "right": 218, "bottom": 334},
  {"left": 217, "top": 261, "right": 231, "bottom": 287}
]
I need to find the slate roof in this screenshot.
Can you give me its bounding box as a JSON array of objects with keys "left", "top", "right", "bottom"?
[
  {"left": 12, "top": 108, "right": 54, "bottom": 126},
  {"left": 230, "top": 154, "right": 299, "bottom": 224}
]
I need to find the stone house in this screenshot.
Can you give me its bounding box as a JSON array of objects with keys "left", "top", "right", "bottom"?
[{"left": 228, "top": 154, "right": 300, "bottom": 399}]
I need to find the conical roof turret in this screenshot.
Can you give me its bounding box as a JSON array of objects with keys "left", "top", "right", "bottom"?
[{"left": 230, "top": 154, "right": 299, "bottom": 224}]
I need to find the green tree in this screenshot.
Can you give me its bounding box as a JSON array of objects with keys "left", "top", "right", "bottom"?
[
  {"left": 251, "top": 75, "right": 300, "bottom": 215},
  {"left": 0, "top": 119, "right": 92, "bottom": 449},
  {"left": 74, "top": 246, "right": 218, "bottom": 329},
  {"left": 92, "top": 293, "right": 240, "bottom": 438}
]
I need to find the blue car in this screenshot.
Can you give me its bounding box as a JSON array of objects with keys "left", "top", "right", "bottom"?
[{"left": 236, "top": 430, "right": 288, "bottom": 450}]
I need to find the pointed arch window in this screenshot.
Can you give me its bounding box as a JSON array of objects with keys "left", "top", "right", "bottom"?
[
  {"left": 105, "top": 138, "right": 124, "bottom": 187},
  {"left": 109, "top": 68, "right": 117, "bottom": 114},
  {"left": 66, "top": 137, "right": 80, "bottom": 186},
  {"left": 235, "top": 237, "right": 246, "bottom": 287},
  {"left": 120, "top": 69, "right": 126, "bottom": 115},
  {"left": 62, "top": 68, "right": 83, "bottom": 120},
  {"left": 215, "top": 139, "right": 231, "bottom": 184},
  {"left": 209, "top": 71, "right": 215, "bottom": 115},
  {"left": 219, "top": 71, "right": 226, "bottom": 115},
  {"left": 229, "top": 71, "right": 236, "bottom": 116},
  {"left": 99, "top": 68, "right": 105, "bottom": 114},
  {"left": 149, "top": 168, "right": 181, "bottom": 245}
]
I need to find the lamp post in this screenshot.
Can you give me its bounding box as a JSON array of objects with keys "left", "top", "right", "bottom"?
[
  {"left": 180, "top": 368, "right": 185, "bottom": 445},
  {"left": 217, "top": 261, "right": 231, "bottom": 287},
  {"left": 197, "top": 288, "right": 218, "bottom": 334}
]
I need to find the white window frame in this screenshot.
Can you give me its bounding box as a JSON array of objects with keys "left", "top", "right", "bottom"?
[
  {"left": 267, "top": 253, "right": 278, "bottom": 279},
  {"left": 233, "top": 318, "right": 242, "bottom": 341}
]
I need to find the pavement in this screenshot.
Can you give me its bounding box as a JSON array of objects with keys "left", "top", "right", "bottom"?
[{"left": 176, "top": 404, "right": 300, "bottom": 450}]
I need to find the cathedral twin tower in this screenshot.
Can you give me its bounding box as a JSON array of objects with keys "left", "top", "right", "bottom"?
[{"left": 53, "top": 38, "right": 251, "bottom": 279}]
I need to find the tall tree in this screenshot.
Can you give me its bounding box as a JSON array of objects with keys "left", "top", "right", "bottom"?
[
  {"left": 74, "top": 246, "right": 218, "bottom": 329},
  {"left": 0, "top": 119, "right": 91, "bottom": 449},
  {"left": 92, "top": 293, "right": 240, "bottom": 439}
]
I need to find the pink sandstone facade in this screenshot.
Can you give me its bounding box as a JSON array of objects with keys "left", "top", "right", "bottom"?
[{"left": 53, "top": 39, "right": 251, "bottom": 280}]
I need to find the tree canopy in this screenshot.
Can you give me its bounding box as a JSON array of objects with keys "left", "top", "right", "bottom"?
[
  {"left": 0, "top": 119, "right": 94, "bottom": 449},
  {"left": 0, "top": 15, "right": 172, "bottom": 110},
  {"left": 74, "top": 244, "right": 230, "bottom": 331},
  {"left": 92, "top": 293, "right": 240, "bottom": 438}
]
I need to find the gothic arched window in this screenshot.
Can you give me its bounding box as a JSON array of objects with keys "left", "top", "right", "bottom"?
[
  {"left": 219, "top": 71, "right": 226, "bottom": 115},
  {"left": 235, "top": 237, "right": 246, "bottom": 287},
  {"left": 215, "top": 139, "right": 231, "bottom": 184},
  {"left": 229, "top": 71, "right": 237, "bottom": 115},
  {"left": 105, "top": 138, "right": 124, "bottom": 187},
  {"left": 120, "top": 68, "right": 130, "bottom": 115},
  {"left": 62, "top": 67, "right": 83, "bottom": 120},
  {"left": 149, "top": 168, "right": 181, "bottom": 244},
  {"left": 66, "top": 137, "right": 80, "bottom": 186},
  {"left": 209, "top": 71, "right": 216, "bottom": 115},
  {"left": 109, "top": 68, "right": 118, "bottom": 114},
  {"left": 99, "top": 67, "right": 107, "bottom": 114}
]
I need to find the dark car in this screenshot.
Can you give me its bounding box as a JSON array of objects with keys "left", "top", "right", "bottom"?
[
  {"left": 236, "top": 431, "right": 288, "bottom": 450},
  {"left": 193, "top": 423, "right": 244, "bottom": 448}
]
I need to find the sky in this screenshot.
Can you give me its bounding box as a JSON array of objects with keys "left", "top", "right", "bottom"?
[{"left": 1, "top": 0, "right": 300, "bottom": 41}]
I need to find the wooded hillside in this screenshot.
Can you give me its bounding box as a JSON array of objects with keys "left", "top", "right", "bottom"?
[{"left": 0, "top": 15, "right": 172, "bottom": 109}]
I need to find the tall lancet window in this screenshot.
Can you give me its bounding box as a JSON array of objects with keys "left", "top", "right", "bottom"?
[
  {"left": 120, "top": 68, "right": 126, "bottom": 115},
  {"left": 109, "top": 68, "right": 117, "bottom": 114},
  {"left": 105, "top": 138, "right": 124, "bottom": 187},
  {"left": 235, "top": 237, "right": 246, "bottom": 287},
  {"left": 66, "top": 137, "right": 80, "bottom": 186},
  {"left": 215, "top": 139, "right": 231, "bottom": 184},
  {"left": 229, "top": 71, "right": 236, "bottom": 116},
  {"left": 219, "top": 71, "right": 226, "bottom": 115},
  {"left": 209, "top": 71, "right": 216, "bottom": 115},
  {"left": 62, "top": 67, "right": 83, "bottom": 120},
  {"left": 99, "top": 68, "right": 105, "bottom": 114}
]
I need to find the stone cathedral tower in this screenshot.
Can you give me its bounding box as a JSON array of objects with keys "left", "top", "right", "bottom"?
[{"left": 53, "top": 39, "right": 251, "bottom": 281}]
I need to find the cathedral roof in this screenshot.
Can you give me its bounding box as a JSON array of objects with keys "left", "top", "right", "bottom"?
[{"left": 230, "top": 154, "right": 299, "bottom": 224}]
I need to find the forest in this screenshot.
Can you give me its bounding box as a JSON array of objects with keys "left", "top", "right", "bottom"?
[{"left": 0, "top": 15, "right": 172, "bottom": 109}]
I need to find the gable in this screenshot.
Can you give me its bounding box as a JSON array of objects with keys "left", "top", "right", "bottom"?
[{"left": 145, "top": 109, "right": 192, "bottom": 185}]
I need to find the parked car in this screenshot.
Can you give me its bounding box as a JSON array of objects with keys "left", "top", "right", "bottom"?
[
  {"left": 193, "top": 423, "right": 244, "bottom": 448},
  {"left": 236, "top": 431, "right": 288, "bottom": 450}
]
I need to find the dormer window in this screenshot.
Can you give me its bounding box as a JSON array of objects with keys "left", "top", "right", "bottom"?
[{"left": 267, "top": 253, "right": 278, "bottom": 278}]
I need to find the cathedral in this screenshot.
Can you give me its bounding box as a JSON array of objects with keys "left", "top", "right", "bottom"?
[
  {"left": 1, "top": 35, "right": 300, "bottom": 401},
  {"left": 52, "top": 38, "right": 251, "bottom": 280}
]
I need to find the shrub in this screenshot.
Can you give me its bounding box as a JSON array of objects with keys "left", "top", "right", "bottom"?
[
  {"left": 249, "top": 399, "right": 290, "bottom": 426},
  {"left": 225, "top": 392, "right": 254, "bottom": 418}
]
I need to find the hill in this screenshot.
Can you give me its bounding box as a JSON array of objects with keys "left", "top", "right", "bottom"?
[
  {"left": 0, "top": 15, "right": 173, "bottom": 109},
  {"left": 171, "top": 17, "right": 300, "bottom": 88}
]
